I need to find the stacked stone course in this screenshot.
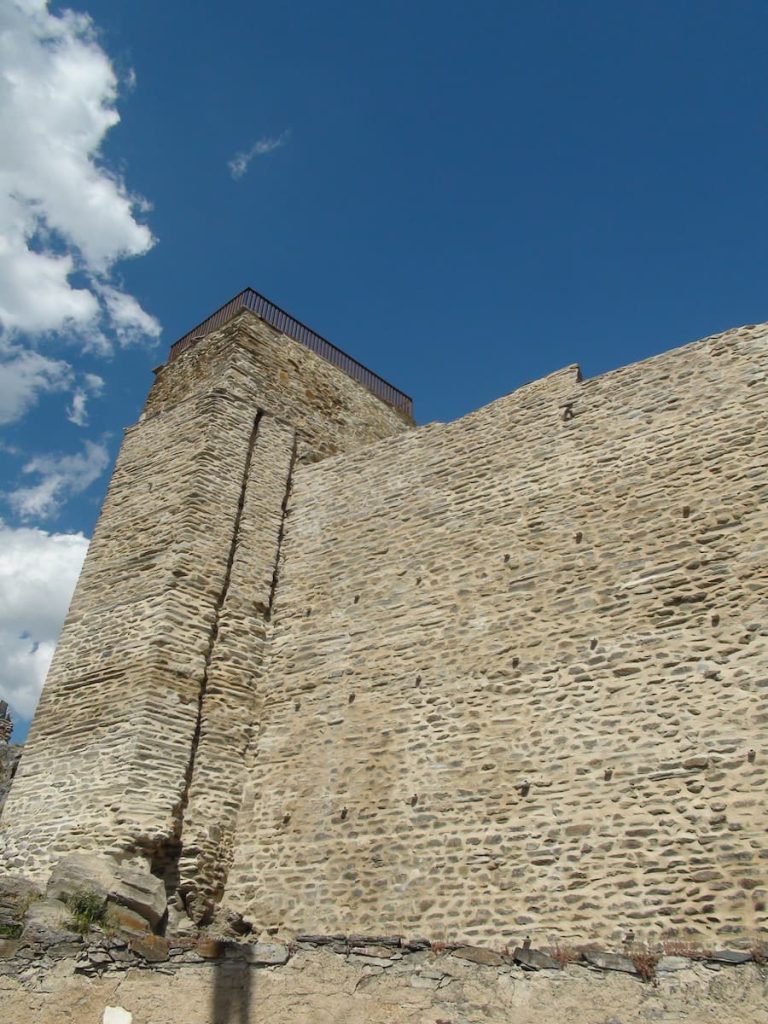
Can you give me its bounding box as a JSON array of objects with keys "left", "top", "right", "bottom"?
[{"left": 1, "top": 298, "right": 766, "bottom": 950}]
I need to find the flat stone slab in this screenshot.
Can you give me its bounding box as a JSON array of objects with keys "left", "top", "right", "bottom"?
[
  {"left": 709, "top": 950, "right": 752, "bottom": 964},
  {"left": 513, "top": 946, "right": 560, "bottom": 971},
  {"left": 582, "top": 950, "right": 638, "bottom": 975},
  {"left": 47, "top": 854, "right": 166, "bottom": 929},
  {"left": 451, "top": 945, "right": 504, "bottom": 967},
  {"left": 245, "top": 943, "right": 290, "bottom": 966},
  {"left": 657, "top": 956, "right": 694, "bottom": 972}
]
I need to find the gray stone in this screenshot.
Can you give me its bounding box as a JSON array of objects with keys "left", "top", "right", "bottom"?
[
  {"left": 245, "top": 942, "right": 290, "bottom": 966},
  {"left": 452, "top": 945, "right": 505, "bottom": 967},
  {"left": 657, "top": 956, "right": 693, "bottom": 972},
  {"left": 0, "top": 875, "right": 40, "bottom": 928},
  {"left": 47, "top": 854, "right": 166, "bottom": 928},
  {"left": 347, "top": 934, "right": 401, "bottom": 947},
  {"left": 24, "top": 898, "right": 70, "bottom": 932},
  {"left": 582, "top": 950, "right": 638, "bottom": 975},
  {"left": 128, "top": 935, "right": 170, "bottom": 962},
  {"left": 348, "top": 953, "right": 394, "bottom": 968},
  {"left": 708, "top": 949, "right": 752, "bottom": 964},
  {"left": 513, "top": 946, "right": 560, "bottom": 971},
  {"left": 349, "top": 944, "right": 399, "bottom": 959}
]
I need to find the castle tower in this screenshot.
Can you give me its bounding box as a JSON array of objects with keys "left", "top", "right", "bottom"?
[{"left": 0, "top": 290, "right": 412, "bottom": 907}]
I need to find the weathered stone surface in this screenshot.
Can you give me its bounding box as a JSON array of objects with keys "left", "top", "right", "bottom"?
[
  {"left": 47, "top": 855, "right": 166, "bottom": 928},
  {"left": 658, "top": 955, "right": 695, "bottom": 972},
  {"left": 1, "top": 947, "right": 767, "bottom": 1024},
  {"left": 709, "top": 949, "right": 752, "bottom": 964},
  {"left": 24, "top": 898, "right": 70, "bottom": 932},
  {"left": 452, "top": 944, "right": 505, "bottom": 966},
  {"left": 0, "top": 874, "right": 39, "bottom": 929},
  {"left": 128, "top": 935, "right": 169, "bottom": 963},
  {"left": 243, "top": 942, "right": 289, "bottom": 965},
  {"left": 105, "top": 904, "right": 151, "bottom": 937},
  {"left": 513, "top": 946, "right": 560, "bottom": 971},
  {"left": 582, "top": 950, "right": 638, "bottom": 974}
]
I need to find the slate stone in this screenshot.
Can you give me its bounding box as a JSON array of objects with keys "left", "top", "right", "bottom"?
[
  {"left": 709, "top": 950, "right": 752, "bottom": 964},
  {"left": 347, "top": 934, "right": 402, "bottom": 948},
  {"left": 349, "top": 944, "right": 399, "bottom": 959},
  {"left": 246, "top": 942, "right": 290, "bottom": 966},
  {"left": 106, "top": 902, "right": 151, "bottom": 937},
  {"left": 513, "top": 946, "right": 560, "bottom": 971},
  {"left": 582, "top": 949, "right": 638, "bottom": 974},
  {"left": 0, "top": 875, "right": 40, "bottom": 928},
  {"left": 128, "top": 934, "right": 170, "bottom": 963},
  {"left": 452, "top": 944, "right": 505, "bottom": 966},
  {"left": 657, "top": 956, "right": 693, "bottom": 972}
]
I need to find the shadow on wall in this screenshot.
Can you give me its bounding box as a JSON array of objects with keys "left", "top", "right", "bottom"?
[{"left": 212, "top": 958, "right": 252, "bottom": 1024}]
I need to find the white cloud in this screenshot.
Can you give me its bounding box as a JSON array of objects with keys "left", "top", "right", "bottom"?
[
  {"left": 96, "top": 284, "right": 162, "bottom": 345},
  {"left": 0, "top": 0, "right": 159, "bottom": 344},
  {"left": 228, "top": 130, "right": 290, "bottom": 179},
  {"left": 65, "top": 390, "right": 87, "bottom": 426},
  {"left": 66, "top": 371, "right": 104, "bottom": 426},
  {"left": 8, "top": 439, "right": 110, "bottom": 520},
  {"left": 0, "top": 343, "right": 73, "bottom": 423},
  {"left": 0, "top": 520, "right": 88, "bottom": 722}
]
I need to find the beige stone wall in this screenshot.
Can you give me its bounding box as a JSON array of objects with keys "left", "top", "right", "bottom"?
[
  {"left": 224, "top": 323, "right": 768, "bottom": 946},
  {"left": 4, "top": 303, "right": 766, "bottom": 950},
  {"left": 0, "top": 310, "right": 410, "bottom": 883}
]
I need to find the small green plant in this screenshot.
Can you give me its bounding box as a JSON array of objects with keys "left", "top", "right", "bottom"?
[
  {"left": 0, "top": 922, "right": 22, "bottom": 939},
  {"left": 66, "top": 889, "right": 106, "bottom": 935}
]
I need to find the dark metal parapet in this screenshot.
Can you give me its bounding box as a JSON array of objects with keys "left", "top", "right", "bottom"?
[{"left": 167, "top": 287, "right": 413, "bottom": 417}]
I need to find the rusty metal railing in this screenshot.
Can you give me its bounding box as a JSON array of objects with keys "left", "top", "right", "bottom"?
[{"left": 167, "top": 287, "right": 413, "bottom": 417}]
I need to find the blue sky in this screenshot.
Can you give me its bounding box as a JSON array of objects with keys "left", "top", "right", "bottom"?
[{"left": 1, "top": 0, "right": 767, "bottom": 738}]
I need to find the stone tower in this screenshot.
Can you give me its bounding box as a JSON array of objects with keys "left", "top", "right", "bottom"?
[{"left": 0, "top": 290, "right": 412, "bottom": 916}]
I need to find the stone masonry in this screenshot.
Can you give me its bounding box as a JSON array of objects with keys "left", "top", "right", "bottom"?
[{"left": 1, "top": 292, "right": 766, "bottom": 950}]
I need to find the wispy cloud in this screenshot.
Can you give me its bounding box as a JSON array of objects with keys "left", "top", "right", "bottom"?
[
  {"left": 66, "top": 372, "right": 104, "bottom": 427},
  {"left": 228, "top": 130, "right": 290, "bottom": 180},
  {"left": 8, "top": 440, "right": 110, "bottom": 521},
  {"left": 0, "top": 344, "right": 73, "bottom": 425}
]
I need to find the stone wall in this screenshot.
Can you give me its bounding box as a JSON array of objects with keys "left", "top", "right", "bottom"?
[
  {"left": 2, "top": 303, "right": 766, "bottom": 953},
  {"left": 224, "top": 323, "right": 768, "bottom": 946}
]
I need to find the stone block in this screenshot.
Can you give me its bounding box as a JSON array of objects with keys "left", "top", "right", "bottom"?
[
  {"left": 0, "top": 875, "right": 40, "bottom": 928},
  {"left": 47, "top": 854, "right": 166, "bottom": 928},
  {"left": 244, "top": 942, "right": 290, "bottom": 966},
  {"left": 452, "top": 945, "right": 505, "bottom": 966},
  {"left": 582, "top": 950, "right": 638, "bottom": 975},
  {"left": 513, "top": 946, "right": 560, "bottom": 971}
]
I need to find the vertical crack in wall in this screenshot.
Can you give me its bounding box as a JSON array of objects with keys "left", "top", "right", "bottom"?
[
  {"left": 266, "top": 436, "right": 298, "bottom": 621},
  {"left": 158, "top": 409, "right": 263, "bottom": 900},
  {"left": 195, "top": 432, "right": 299, "bottom": 927}
]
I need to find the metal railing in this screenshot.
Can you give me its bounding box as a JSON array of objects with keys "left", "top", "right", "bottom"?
[{"left": 167, "top": 287, "right": 413, "bottom": 417}]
